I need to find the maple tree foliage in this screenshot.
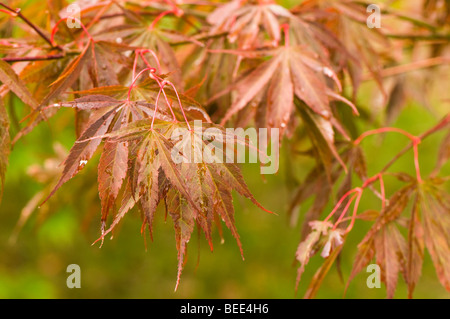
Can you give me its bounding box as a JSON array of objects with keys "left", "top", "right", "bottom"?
[{"left": 0, "top": 0, "right": 449, "bottom": 297}]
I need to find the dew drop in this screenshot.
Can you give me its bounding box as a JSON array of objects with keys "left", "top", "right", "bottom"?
[
  {"left": 115, "top": 37, "right": 123, "bottom": 44},
  {"left": 79, "top": 159, "right": 88, "bottom": 166},
  {"left": 323, "top": 67, "right": 334, "bottom": 78},
  {"left": 320, "top": 110, "right": 331, "bottom": 119}
]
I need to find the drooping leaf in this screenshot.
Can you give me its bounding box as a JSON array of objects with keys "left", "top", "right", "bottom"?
[
  {"left": 304, "top": 238, "right": 345, "bottom": 299},
  {"left": 207, "top": 0, "right": 292, "bottom": 49},
  {"left": 345, "top": 237, "right": 376, "bottom": 296},
  {"left": 217, "top": 43, "right": 354, "bottom": 142},
  {"left": 98, "top": 139, "right": 128, "bottom": 223},
  {"left": 296, "top": 101, "right": 346, "bottom": 178},
  {"left": 346, "top": 183, "right": 416, "bottom": 295},
  {"left": 0, "top": 59, "right": 38, "bottom": 109},
  {"left": 91, "top": 120, "right": 271, "bottom": 288},
  {"left": 406, "top": 195, "right": 424, "bottom": 298},
  {"left": 294, "top": 0, "right": 390, "bottom": 97},
  {"left": 374, "top": 222, "right": 407, "bottom": 298},
  {"left": 420, "top": 186, "right": 450, "bottom": 291},
  {"left": 167, "top": 188, "right": 196, "bottom": 290},
  {"left": 296, "top": 220, "right": 333, "bottom": 289},
  {"left": 0, "top": 98, "right": 10, "bottom": 200},
  {"left": 434, "top": 129, "right": 450, "bottom": 174},
  {"left": 42, "top": 107, "right": 117, "bottom": 204}
]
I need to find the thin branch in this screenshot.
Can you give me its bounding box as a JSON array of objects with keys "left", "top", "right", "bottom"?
[
  {"left": 380, "top": 113, "right": 450, "bottom": 174},
  {"left": 2, "top": 53, "right": 65, "bottom": 62},
  {"left": 170, "top": 32, "right": 228, "bottom": 46},
  {"left": 0, "top": 2, "right": 60, "bottom": 50},
  {"left": 363, "top": 56, "right": 450, "bottom": 81},
  {"left": 379, "top": 9, "right": 438, "bottom": 31},
  {"left": 386, "top": 33, "right": 450, "bottom": 41}
]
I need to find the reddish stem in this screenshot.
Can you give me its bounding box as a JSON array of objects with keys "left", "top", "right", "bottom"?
[
  {"left": 51, "top": 17, "right": 94, "bottom": 46},
  {"left": 413, "top": 142, "right": 422, "bottom": 183},
  {"left": 148, "top": 71, "right": 178, "bottom": 122},
  {"left": 127, "top": 68, "right": 155, "bottom": 101},
  {"left": 378, "top": 174, "right": 386, "bottom": 211},
  {"left": 323, "top": 188, "right": 362, "bottom": 223},
  {"left": 332, "top": 194, "right": 358, "bottom": 231},
  {"left": 163, "top": 0, "right": 184, "bottom": 16},
  {"left": 280, "top": 23, "right": 290, "bottom": 48},
  {"left": 149, "top": 10, "right": 173, "bottom": 30},
  {"left": 346, "top": 191, "right": 362, "bottom": 232},
  {"left": 132, "top": 49, "right": 162, "bottom": 82},
  {"left": 139, "top": 49, "right": 162, "bottom": 74},
  {"left": 0, "top": 3, "right": 58, "bottom": 49},
  {"left": 151, "top": 88, "right": 163, "bottom": 130},
  {"left": 163, "top": 80, "right": 192, "bottom": 131},
  {"left": 354, "top": 127, "right": 423, "bottom": 183},
  {"left": 354, "top": 127, "right": 417, "bottom": 145},
  {"left": 0, "top": 8, "right": 15, "bottom": 16}
]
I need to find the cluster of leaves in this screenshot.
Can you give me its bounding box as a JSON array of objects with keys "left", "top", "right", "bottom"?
[{"left": 0, "top": 0, "right": 449, "bottom": 297}]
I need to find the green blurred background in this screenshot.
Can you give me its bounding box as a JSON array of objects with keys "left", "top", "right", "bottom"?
[{"left": 0, "top": 0, "right": 449, "bottom": 299}]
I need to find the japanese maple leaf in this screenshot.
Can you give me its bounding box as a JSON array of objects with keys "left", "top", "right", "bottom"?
[
  {"left": 344, "top": 182, "right": 418, "bottom": 298},
  {"left": 373, "top": 222, "right": 407, "bottom": 298},
  {"left": 420, "top": 186, "right": 450, "bottom": 292},
  {"left": 94, "top": 120, "right": 272, "bottom": 289},
  {"left": 13, "top": 40, "right": 135, "bottom": 143},
  {"left": 42, "top": 95, "right": 172, "bottom": 223},
  {"left": 207, "top": 0, "right": 292, "bottom": 49},
  {"left": 293, "top": 0, "right": 391, "bottom": 98},
  {"left": 0, "top": 59, "right": 39, "bottom": 109},
  {"left": 94, "top": 6, "right": 203, "bottom": 88},
  {"left": 183, "top": 0, "right": 293, "bottom": 120},
  {"left": 217, "top": 44, "right": 355, "bottom": 142}
]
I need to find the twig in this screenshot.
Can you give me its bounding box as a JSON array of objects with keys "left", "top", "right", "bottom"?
[
  {"left": 363, "top": 56, "right": 450, "bottom": 81},
  {"left": 170, "top": 32, "right": 228, "bottom": 46},
  {"left": 380, "top": 113, "right": 450, "bottom": 174},
  {"left": 372, "top": 56, "right": 450, "bottom": 77},
  {"left": 0, "top": 2, "right": 60, "bottom": 50},
  {"left": 386, "top": 33, "right": 450, "bottom": 41},
  {"left": 2, "top": 53, "right": 65, "bottom": 62}
]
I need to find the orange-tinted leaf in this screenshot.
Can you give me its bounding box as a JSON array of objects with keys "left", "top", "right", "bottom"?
[
  {"left": 421, "top": 189, "right": 450, "bottom": 291},
  {"left": 304, "top": 239, "right": 345, "bottom": 299},
  {"left": 406, "top": 195, "right": 424, "bottom": 298},
  {"left": 98, "top": 140, "right": 128, "bottom": 223},
  {"left": 167, "top": 188, "right": 196, "bottom": 290},
  {"left": 0, "top": 98, "right": 9, "bottom": 200},
  {"left": 43, "top": 107, "right": 116, "bottom": 204},
  {"left": 0, "top": 59, "right": 38, "bottom": 109},
  {"left": 435, "top": 129, "right": 450, "bottom": 173},
  {"left": 296, "top": 102, "right": 346, "bottom": 178},
  {"left": 374, "top": 223, "right": 406, "bottom": 298}
]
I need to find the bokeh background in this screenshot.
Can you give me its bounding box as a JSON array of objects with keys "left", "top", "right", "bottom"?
[{"left": 0, "top": 0, "right": 449, "bottom": 298}]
